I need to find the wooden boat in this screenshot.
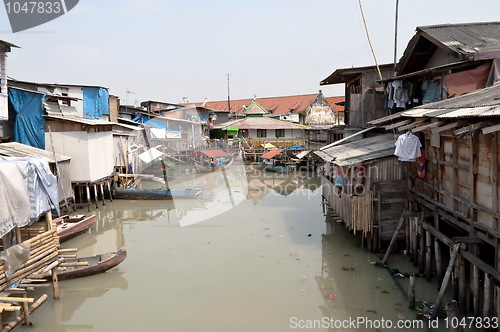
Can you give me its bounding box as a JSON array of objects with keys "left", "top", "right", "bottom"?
[
  {"left": 55, "top": 215, "right": 96, "bottom": 243},
  {"left": 37, "top": 249, "right": 127, "bottom": 281},
  {"left": 193, "top": 157, "right": 233, "bottom": 172},
  {"left": 114, "top": 187, "right": 203, "bottom": 200},
  {"left": 189, "top": 149, "right": 233, "bottom": 172}
]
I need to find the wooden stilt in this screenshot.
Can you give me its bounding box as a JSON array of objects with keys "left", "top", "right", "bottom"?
[
  {"left": 99, "top": 183, "right": 105, "bottom": 206},
  {"left": 381, "top": 211, "right": 406, "bottom": 265},
  {"left": 85, "top": 185, "right": 91, "bottom": 212},
  {"left": 458, "top": 254, "right": 466, "bottom": 314},
  {"left": 472, "top": 265, "right": 480, "bottom": 317},
  {"left": 412, "top": 217, "right": 418, "bottom": 264},
  {"left": 483, "top": 276, "right": 492, "bottom": 318},
  {"left": 93, "top": 184, "right": 99, "bottom": 209},
  {"left": 426, "top": 229, "right": 432, "bottom": 281},
  {"left": 408, "top": 273, "right": 416, "bottom": 309},
  {"left": 432, "top": 242, "right": 461, "bottom": 319},
  {"left": 418, "top": 217, "right": 425, "bottom": 274},
  {"left": 22, "top": 291, "right": 29, "bottom": 326},
  {"left": 45, "top": 211, "right": 53, "bottom": 230},
  {"left": 107, "top": 180, "right": 113, "bottom": 201},
  {"left": 51, "top": 267, "right": 59, "bottom": 300},
  {"left": 434, "top": 239, "right": 443, "bottom": 286}
]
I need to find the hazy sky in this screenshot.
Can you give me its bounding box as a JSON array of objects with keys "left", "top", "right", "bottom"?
[{"left": 1, "top": 0, "right": 500, "bottom": 105}]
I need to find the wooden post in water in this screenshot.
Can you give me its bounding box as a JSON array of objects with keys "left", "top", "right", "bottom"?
[
  {"left": 426, "top": 229, "right": 432, "bottom": 281},
  {"left": 472, "top": 265, "right": 480, "bottom": 316},
  {"left": 93, "top": 184, "right": 99, "bottom": 209},
  {"left": 458, "top": 254, "right": 466, "bottom": 314},
  {"left": 412, "top": 217, "right": 418, "bottom": 264},
  {"left": 85, "top": 185, "right": 91, "bottom": 212},
  {"left": 432, "top": 243, "right": 461, "bottom": 319},
  {"left": 418, "top": 216, "right": 425, "bottom": 274},
  {"left": 434, "top": 239, "right": 443, "bottom": 286},
  {"left": 381, "top": 211, "right": 406, "bottom": 265},
  {"left": 483, "top": 276, "right": 492, "bottom": 317},
  {"left": 408, "top": 273, "right": 416, "bottom": 309}
]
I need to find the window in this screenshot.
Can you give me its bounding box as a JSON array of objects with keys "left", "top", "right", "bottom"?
[
  {"left": 257, "top": 129, "right": 266, "bottom": 138},
  {"left": 275, "top": 129, "right": 285, "bottom": 138}
]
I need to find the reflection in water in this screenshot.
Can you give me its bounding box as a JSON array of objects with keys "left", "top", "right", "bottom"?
[{"left": 29, "top": 164, "right": 449, "bottom": 332}]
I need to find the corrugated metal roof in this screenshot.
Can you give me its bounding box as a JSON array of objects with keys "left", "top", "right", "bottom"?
[
  {"left": 186, "top": 94, "right": 345, "bottom": 115},
  {"left": 400, "top": 84, "right": 500, "bottom": 118},
  {"left": 214, "top": 116, "right": 310, "bottom": 130},
  {"left": 0, "top": 142, "right": 71, "bottom": 162},
  {"left": 261, "top": 149, "right": 284, "bottom": 159},
  {"left": 315, "top": 134, "right": 395, "bottom": 166},
  {"left": 45, "top": 114, "right": 113, "bottom": 126},
  {"left": 419, "top": 22, "right": 500, "bottom": 55}
]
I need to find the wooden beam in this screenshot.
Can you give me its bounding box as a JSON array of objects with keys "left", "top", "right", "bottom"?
[
  {"left": 381, "top": 211, "right": 406, "bottom": 264},
  {"left": 432, "top": 243, "right": 461, "bottom": 319},
  {"left": 384, "top": 119, "right": 411, "bottom": 130},
  {"left": 453, "top": 121, "right": 490, "bottom": 136},
  {"left": 412, "top": 120, "right": 444, "bottom": 133},
  {"left": 368, "top": 112, "right": 403, "bottom": 125},
  {"left": 482, "top": 123, "right": 500, "bottom": 135},
  {"left": 431, "top": 121, "right": 461, "bottom": 134},
  {"left": 398, "top": 120, "right": 428, "bottom": 131}
]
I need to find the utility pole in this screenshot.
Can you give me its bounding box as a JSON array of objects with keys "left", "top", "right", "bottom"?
[
  {"left": 394, "top": 0, "right": 400, "bottom": 71},
  {"left": 227, "top": 74, "right": 231, "bottom": 114}
]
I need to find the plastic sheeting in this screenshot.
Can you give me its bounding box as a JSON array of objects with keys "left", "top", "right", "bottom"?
[
  {"left": 83, "top": 87, "right": 109, "bottom": 119},
  {"left": 0, "top": 244, "right": 30, "bottom": 278},
  {"left": 0, "top": 156, "right": 59, "bottom": 238},
  {"left": 8, "top": 88, "right": 46, "bottom": 149}
]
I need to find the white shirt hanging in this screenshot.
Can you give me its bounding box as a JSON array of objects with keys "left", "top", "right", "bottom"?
[{"left": 394, "top": 132, "right": 422, "bottom": 161}]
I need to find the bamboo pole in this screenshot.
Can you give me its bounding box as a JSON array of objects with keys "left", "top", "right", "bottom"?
[
  {"left": 1, "top": 294, "right": 47, "bottom": 332},
  {"left": 432, "top": 243, "right": 461, "bottom": 319},
  {"left": 418, "top": 216, "right": 425, "bottom": 274}
]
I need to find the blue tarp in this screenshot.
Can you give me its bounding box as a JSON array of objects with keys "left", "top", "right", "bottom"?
[
  {"left": 134, "top": 114, "right": 168, "bottom": 129},
  {"left": 83, "top": 87, "right": 109, "bottom": 119},
  {"left": 8, "top": 88, "right": 46, "bottom": 149}
]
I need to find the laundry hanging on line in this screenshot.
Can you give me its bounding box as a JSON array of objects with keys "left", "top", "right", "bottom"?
[{"left": 394, "top": 132, "right": 422, "bottom": 161}]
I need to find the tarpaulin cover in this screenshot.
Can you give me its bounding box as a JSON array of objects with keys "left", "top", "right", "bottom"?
[
  {"left": 189, "top": 150, "right": 231, "bottom": 158},
  {"left": 134, "top": 114, "right": 167, "bottom": 129},
  {"left": 289, "top": 143, "right": 301, "bottom": 150},
  {"left": 83, "top": 87, "right": 109, "bottom": 119},
  {"left": 261, "top": 149, "right": 284, "bottom": 159},
  {"left": 8, "top": 88, "right": 46, "bottom": 149},
  {"left": 444, "top": 63, "right": 491, "bottom": 97},
  {"left": 0, "top": 156, "right": 59, "bottom": 238}
]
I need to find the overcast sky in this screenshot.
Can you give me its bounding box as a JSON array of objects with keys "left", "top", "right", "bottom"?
[{"left": 1, "top": 0, "right": 500, "bottom": 105}]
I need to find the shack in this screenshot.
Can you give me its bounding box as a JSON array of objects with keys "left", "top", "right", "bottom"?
[
  {"left": 44, "top": 114, "right": 114, "bottom": 208},
  {"left": 0, "top": 142, "right": 73, "bottom": 210},
  {"left": 370, "top": 83, "right": 500, "bottom": 318},
  {"left": 314, "top": 133, "right": 406, "bottom": 250}
]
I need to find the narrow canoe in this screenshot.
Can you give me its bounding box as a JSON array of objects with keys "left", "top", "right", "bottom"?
[
  {"left": 56, "top": 215, "right": 96, "bottom": 243},
  {"left": 39, "top": 249, "right": 127, "bottom": 281}
]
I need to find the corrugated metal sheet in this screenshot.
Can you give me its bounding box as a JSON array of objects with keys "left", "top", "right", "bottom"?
[
  {"left": 45, "top": 114, "right": 113, "bottom": 126},
  {"left": 314, "top": 134, "right": 395, "bottom": 166},
  {"left": 261, "top": 149, "right": 284, "bottom": 159},
  {"left": 420, "top": 22, "right": 500, "bottom": 55},
  {"left": 400, "top": 84, "right": 500, "bottom": 118},
  {"left": 215, "top": 116, "right": 310, "bottom": 130},
  {"left": 0, "top": 142, "right": 71, "bottom": 162}
]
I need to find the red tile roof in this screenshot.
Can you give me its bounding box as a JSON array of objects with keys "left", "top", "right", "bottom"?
[{"left": 187, "top": 94, "right": 344, "bottom": 115}]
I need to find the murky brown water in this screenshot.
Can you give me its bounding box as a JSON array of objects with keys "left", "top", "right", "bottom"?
[{"left": 27, "top": 164, "right": 457, "bottom": 331}]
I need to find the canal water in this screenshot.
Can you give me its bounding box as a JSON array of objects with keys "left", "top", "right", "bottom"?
[{"left": 29, "top": 163, "right": 456, "bottom": 331}]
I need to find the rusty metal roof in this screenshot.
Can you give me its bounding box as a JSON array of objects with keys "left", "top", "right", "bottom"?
[
  {"left": 261, "top": 149, "right": 284, "bottom": 159},
  {"left": 314, "top": 134, "right": 395, "bottom": 166},
  {"left": 214, "top": 116, "right": 310, "bottom": 130}
]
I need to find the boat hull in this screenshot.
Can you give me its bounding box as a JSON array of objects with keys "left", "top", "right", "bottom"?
[
  {"left": 114, "top": 188, "right": 203, "bottom": 200},
  {"left": 52, "top": 249, "right": 127, "bottom": 281},
  {"left": 56, "top": 215, "right": 96, "bottom": 243}
]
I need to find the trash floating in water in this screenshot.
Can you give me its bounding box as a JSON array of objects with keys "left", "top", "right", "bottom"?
[
  {"left": 341, "top": 267, "right": 354, "bottom": 271},
  {"left": 325, "top": 295, "right": 337, "bottom": 300},
  {"left": 300, "top": 288, "right": 308, "bottom": 292},
  {"left": 397, "top": 314, "right": 405, "bottom": 319}
]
